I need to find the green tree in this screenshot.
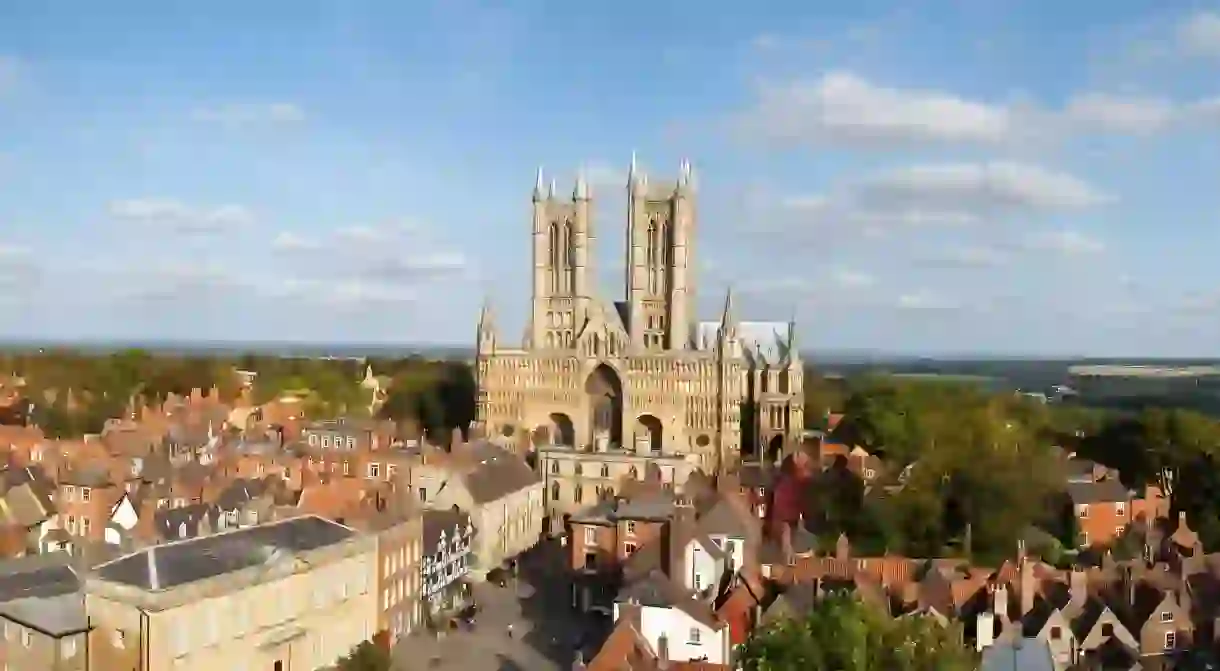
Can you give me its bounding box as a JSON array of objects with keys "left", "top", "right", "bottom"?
[
  {"left": 739, "top": 593, "right": 976, "bottom": 671},
  {"left": 336, "top": 640, "right": 391, "bottom": 671}
]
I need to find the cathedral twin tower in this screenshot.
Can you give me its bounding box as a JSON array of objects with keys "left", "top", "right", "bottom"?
[
  {"left": 529, "top": 154, "right": 695, "bottom": 355},
  {"left": 475, "top": 156, "right": 803, "bottom": 471}
]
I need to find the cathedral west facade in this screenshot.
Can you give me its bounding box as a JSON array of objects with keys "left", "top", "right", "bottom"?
[{"left": 472, "top": 157, "right": 803, "bottom": 472}]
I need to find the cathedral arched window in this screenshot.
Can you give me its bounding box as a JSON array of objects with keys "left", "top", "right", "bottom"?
[
  {"left": 600, "top": 464, "right": 609, "bottom": 478},
  {"left": 574, "top": 484, "right": 583, "bottom": 503},
  {"left": 551, "top": 461, "right": 559, "bottom": 474},
  {"left": 646, "top": 219, "right": 658, "bottom": 266},
  {"left": 550, "top": 482, "right": 560, "bottom": 501},
  {"left": 779, "top": 370, "right": 790, "bottom": 395}
]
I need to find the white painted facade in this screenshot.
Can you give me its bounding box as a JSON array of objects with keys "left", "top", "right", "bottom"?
[
  {"left": 106, "top": 494, "right": 140, "bottom": 545},
  {"left": 636, "top": 603, "right": 730, "bottom": 665},
  {"left": 682, "top": 533, "right": 745, "bottom": 595}
]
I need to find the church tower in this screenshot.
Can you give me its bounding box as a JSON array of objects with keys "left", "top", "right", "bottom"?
[
  {"left": 626, "top": 156, "right": 696, "bottom": 352},
  {"left": 530, "top": 168, "right": 593, "bottom": 350}
]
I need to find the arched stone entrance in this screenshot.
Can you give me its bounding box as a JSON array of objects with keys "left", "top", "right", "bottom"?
[
  {"left": 634, "top": 414, "right": 663, "bottom": 454},
  {"left": 584, "top": 364, "right": 623, "bottom": 449},
  {"left": 549, "top": 412, "right": 575, "bottom": 446}
]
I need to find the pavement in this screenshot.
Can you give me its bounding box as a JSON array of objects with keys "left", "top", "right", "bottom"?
[{"left": 394, "top": 539, "right": 613, "bottom": 671}]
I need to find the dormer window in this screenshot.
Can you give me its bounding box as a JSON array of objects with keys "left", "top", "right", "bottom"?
[
  {"left": 1161, "top": 611, "right": 1173, "bottom": 623},
  {"left": 1115, "top": 502, "right": 1126, "bottom": 516}
]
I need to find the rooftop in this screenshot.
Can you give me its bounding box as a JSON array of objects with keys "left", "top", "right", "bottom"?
[
  {"left": 0, "top": 554, "right": 86, "bottom": 636},
  {"left": 94, "top": 514, "right": 355, "bottom": 592}
]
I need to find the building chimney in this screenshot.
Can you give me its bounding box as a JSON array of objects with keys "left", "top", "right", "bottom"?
[
  {"left": 1069, "top": 568, "right": 1088, "bottom": 609},
  {"left": 657, "top": 633, "right": 669, "bottom": 668},
  {"left": 1019, "top": 555, "right": 1035, "bottom": 616},
  {"left": 976, "top": 611, "right": 995, "bottom": 651},
  {"left": 147, "top": 546, "right": 160, "bottom": 591}
]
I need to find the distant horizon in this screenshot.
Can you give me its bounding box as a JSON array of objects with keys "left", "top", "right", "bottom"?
[{"left": 1, "top": 336, "right": 1218, "bottom": 364}]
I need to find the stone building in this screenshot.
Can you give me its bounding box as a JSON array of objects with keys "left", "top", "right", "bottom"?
[
  {"left": 473, "top": 157, "right": 804, "bottom": 472},
  {"left": 86, "top": 515, "right": 378, "bottom": 671},
  {"left": 408, "top": 440, "right": 543, "bottom": 579},
  {"left": 538, "top": 444, "right": 695, "bottom": 533}
]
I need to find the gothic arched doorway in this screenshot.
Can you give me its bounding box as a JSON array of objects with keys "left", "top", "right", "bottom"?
[
  {"left": 549, "top": 413, "right": 575, "bottom": 446},
  {"left": 634, "top": 414, "right": 663, "bottom": 454},
  {"left": 766, "top": 434, "right": 784, "bottom": 465},
  {"left": 584, "top": 364, "right": 623, "bottom": 449}
]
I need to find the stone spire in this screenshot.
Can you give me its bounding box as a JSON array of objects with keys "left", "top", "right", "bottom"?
[
  {"left": 574, "top": 167, "right": 589, "bottom": 201},
  {"left": 533, "top": 166, "right": 545, "bottom": 202}
]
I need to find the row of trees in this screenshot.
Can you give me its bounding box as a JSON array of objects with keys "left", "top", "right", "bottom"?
[
  {"left": 738, "top": 593, "right": 976, "bottom": 670},
  {"left": 1, "top": 350, "right": 475, "bottom": 439},
  {"left": 800, "top": 377, "right": 1066, "bottom": 563}
]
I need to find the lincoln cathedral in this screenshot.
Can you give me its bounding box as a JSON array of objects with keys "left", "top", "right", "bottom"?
[{"left": 472, "top": 156, "right": 803, "bottom": 472}]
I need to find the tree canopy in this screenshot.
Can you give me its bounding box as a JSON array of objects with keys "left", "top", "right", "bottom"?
[
  {"left": 335, "top": 640, "right": 392, "bottom": 671},
  {"left": 738, "top": 593, "right": 977, "bottom": 671},
  {"left": 812, "top": 377, "right": 1064, "bottom": 563}
]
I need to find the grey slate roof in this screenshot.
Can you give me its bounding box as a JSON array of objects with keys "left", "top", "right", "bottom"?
[
  {"left": 0, "top": 554, "right": 86, "bottom": 636},
  {"left": 1067, "top": 478, "right": 1132, "bottom": 505},
  {"left": 95, "top": 515, "right": 355, "bottom": 591},
  {"left": 459, "top": 441, "right": 541, "bottom": 504}
]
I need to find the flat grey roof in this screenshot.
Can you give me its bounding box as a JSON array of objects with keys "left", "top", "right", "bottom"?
[
  {"left": 0, "top": 555, "right": 87, "bottom": 636},
  {"left": 95, "top": 515, "right": 356, "bottom": 591}
]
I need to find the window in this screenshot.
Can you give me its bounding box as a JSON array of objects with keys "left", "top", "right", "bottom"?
[
  {"left": 689, "top": 628, "right": 701, "bottom": 644},
  {"left": 625, "top": 521, "right": 636, "bottom": 535},
  {"left": 419, "top": 488, "right": 427, "bottom": 501},
  {"left": 322, "top": 435, "right": 331, "bottom": 448},
  {"left": 550, "top": 461, "right": 559, "bottom": 474},
  {"left": 584, "top": 527, "right": 596, "bottom": 545},
  {"left": 600, "top": 464, "right": 609, "bottom": 477},
  {"left": 343, "top": 461, "right": 351, "bottom": 475},
  {"left": 22, "top": 628, "right": 31, "bottom": 647},
  {"left": 624, "top": 542, "right": 637, "bottom": 555},
  {"left": 1164, "top": 631, "right": 1177, "bottom": 649},
  {"left": 347, "top": 437, "right": 356, "bottom": 449},
  {"left": 64, "top": 485, "right": 75, "bottom": 501},
  {"left": 178, "top": 523, "right": 188, "bottom": 539},
  {"left": 864, "top": 469, "right": 876, "bottom": 479},
  {"left": 1115, "top": 502, "right": 1126, "bottom": 516},
  {"left": 80, "top": 487, "right": 91, "bottom": 502},
  {"left": 309, "top": 434, "right": 318, "bottom": 446},
  {"left": 693, "top": 573, "right": 703, "bottom": 590},
  {"left": 1078, "top": 504, "right": 1089, "bottom": 518},
  {"left": 81, "top": 518, "right": 91, "bottom": 536},
  {"left": 112, "top": 629, "right": 126, "bottom": 649},
  {"left": 1161, "top": 611, "right": 1173, "bottom": 623},
  {"left": 1100, "top": 623, "right": 1113, "bottom": 637},
  {"left": 368, "top": 463, "right": 380, "bottom": 479},
  {"left": 574, "top": 485, "right": 583, "bottom": 502},
  {"left": 551, "top": 482, "right": 561, "bottom": 501},
  {"left": 1050, "top": 626, "right": 1062, "bottom": 640},
  {"left": 66, "top": 515, "right": 76, "bottom": 532}
]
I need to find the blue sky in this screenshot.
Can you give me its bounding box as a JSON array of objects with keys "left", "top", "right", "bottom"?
[{"left": 1, "top": 1, "right": 1219, "bottom": 356}]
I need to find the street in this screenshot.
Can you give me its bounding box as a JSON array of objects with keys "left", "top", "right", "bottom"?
[{"left": 394, "top": 539, "right": 612, "bottom": 671}]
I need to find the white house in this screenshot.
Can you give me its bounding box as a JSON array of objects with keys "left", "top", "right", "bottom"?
[
  {"left": 681, "top": 496, "right": 751, "bottom": 595},
  {"left": 614, "top": 570, "right": 731, "bottom": 665}
]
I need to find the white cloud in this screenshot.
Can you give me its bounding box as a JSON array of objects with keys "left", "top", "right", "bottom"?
[
  {"left": 1065, "top": 94, "right": 1177, "bottom": 134},
  {"left": 335, "top": 225, "right": 391, "bottom": 244},
  {"left": 897, "top": 290, "right": 958, "bottom": 311},
  {"left": 737, "top": 70, "right": 1220, "bottom": 149},
  {"left": 1023, "top": 229, "right": 1105, "bottom": 255},
  {"left": 918, "top": 245, "right": 1008, "bottom": 268},
  {"left": 271, "top": 232, "right": 320, "bottom": 251},
  {"left": 740, "top": 71, "right": 1013, "bottom": 147},
  {"left": 830, "top": 268, "right": 875, "bottom": 288},
  {"left": 1179, "top": 11, "right": 1220, "bottom": 57},
  {"left": 860, "top": 162, "right": 1109, "bottom": 212},
  {"left": 109, "top": 198, "right": 256, "bottom": 234},
  {"left": 276, "top": 278, "right": 417, "bottom": 309},
  {"left": 191, "top": 102, "right": 306, "bottom": 126}
]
